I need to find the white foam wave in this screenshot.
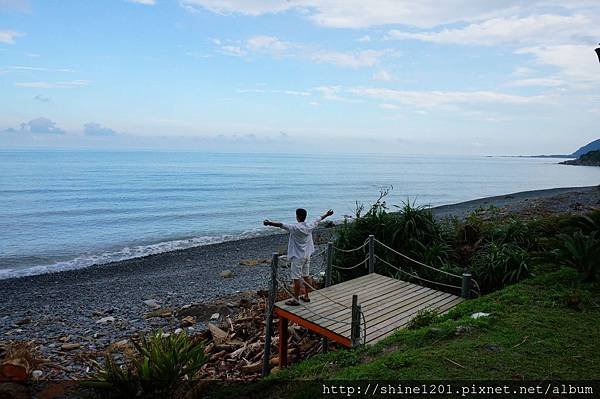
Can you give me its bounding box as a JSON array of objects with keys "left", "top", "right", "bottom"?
[{"left": 0, "top": 229, "right": 275, "bottom": 280}]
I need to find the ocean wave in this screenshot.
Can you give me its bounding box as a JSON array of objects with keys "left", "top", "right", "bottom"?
[{"left": 0, "top": 229, "right": 275, "bottom": 280}]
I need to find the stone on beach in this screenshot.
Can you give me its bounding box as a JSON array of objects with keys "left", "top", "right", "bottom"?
[
  {"left": 96, "top": 316, "right": 115, "bottom": 324},
  {"left": 239, "top": 258, "right": 269, "bottom": 267},
  {"left": 180, "top": 315, "right": 196, "bottom": 327},
  {"left": 220, "top": 270, "right": 233, "bottom": 278},
  {"left": 14, "top": 318, "right": 31, "bottom": 326},
  {"left": 61, "top": 343, "right": 81, "bottom": 351},
  {"left": 142, "top": 299, "right": 161, "bottom": 309},
  {"left": 144, "top": 308, "right": 173, "bottom": 319}
]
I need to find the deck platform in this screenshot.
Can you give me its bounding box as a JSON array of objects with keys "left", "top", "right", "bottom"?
[{"left": 273, "top": 273, "right": 465, "bottom": 351}]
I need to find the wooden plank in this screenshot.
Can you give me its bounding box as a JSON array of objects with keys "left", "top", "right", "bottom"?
[
  {"left": 368, "top": 296, "right": 464, "bottom": 344},
  {"left": 330, "top": 289, "right": 449, "bottom": 335},
  {"left": 273, "top": 307, "right": 351, "bottom": 347},
  {"left": 366, "top": 295, "right": 464, "bottom": 343},
  {"left": 274, "top": 274, "right": 393, "bottom": 313},
  {"left": 366, "top": 293, "right": 460, "bottom": 337},
  {"left": 290, "top": 280, "right": 419, "bottom": 326},
  {"left": 291, "top": 278, "right": 413, "bottom": 317},
  {"left": 274, "top": 273, "right": 384, "bottom": 309},
  {"left": 297, "top": 274, "right": 398, "bottom": 309},
  {"left": 290, "top": 280, "right": 442, "bottom": 331},
  {"left": 317, "top": 284, "right": 434, "bottom": 329}
]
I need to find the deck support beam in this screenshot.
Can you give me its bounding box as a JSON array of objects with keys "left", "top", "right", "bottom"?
[
  {"left": 322, "top": 242, "right": 334, "bottom": 353},
  {"left": 350, "top": 294, "right": 362, "bottom": 347},
  {"left": 278, "top": 317, "right": 289, "bottom": 368},
  {"left": 262, "top": 252, "right": 279, "bottom": 377}
]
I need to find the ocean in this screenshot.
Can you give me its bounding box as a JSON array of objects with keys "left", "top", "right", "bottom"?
[{"left": 1, "top": 151, "right": 599, "bottom": 279}]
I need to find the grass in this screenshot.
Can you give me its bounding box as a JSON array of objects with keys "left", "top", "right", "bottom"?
[{"left": 237, "top": 267, "right": 600, "bottom": 398}]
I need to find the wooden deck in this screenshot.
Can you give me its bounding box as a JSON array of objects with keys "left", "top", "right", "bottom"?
[{"left": 273, "top": 273, "right": 465, "bottom": 350}]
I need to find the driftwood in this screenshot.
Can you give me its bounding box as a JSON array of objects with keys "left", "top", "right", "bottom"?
[
  {"left": 0, "top": 341, "right": 38, "bottom": 382},
  {"left": 196, "top": 288, "right": 335, "bottom": 380}
]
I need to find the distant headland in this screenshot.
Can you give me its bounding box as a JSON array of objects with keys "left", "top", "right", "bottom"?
[
  {"left": 560, "top": 150, "right": 600, "bottom": 167},
  {"left": 512, "top": 139, "right": 600, "bottom": 166}
]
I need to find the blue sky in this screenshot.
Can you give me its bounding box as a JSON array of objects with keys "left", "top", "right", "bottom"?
[{"left": 0, "top": 0, "right": 599, "bottom": 154}]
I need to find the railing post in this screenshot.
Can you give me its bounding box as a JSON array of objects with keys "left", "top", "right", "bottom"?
[
  {"left": 350, "top": 294, "right": 361, "bottom": 347},
  {"left": 461, "top": 272, "right": 472, "bottom": 299},
  {"left": 325, "top": 242, "right": 333, "bottom": 287},
  {"left": 262, "top": 253, "right": 279, "bottom": 377},
  {"left": 368, "top": 235, "right": 375, "bottom": 274},
  {"left": 322, "top": 242, "right": 334, "bottom": 354}
]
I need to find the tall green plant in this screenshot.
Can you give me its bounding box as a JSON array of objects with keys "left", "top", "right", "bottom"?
[
  {"left": 470, "top": 242, "right": 530, "bottom": 293},
  {"left": 90, "top": 330, "right": 207, "bottom": 398},
  {"left": 553, "top": 231, "right": 600, "bottom": 281}
]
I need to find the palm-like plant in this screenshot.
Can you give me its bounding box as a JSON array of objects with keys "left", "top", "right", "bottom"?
[{"left": 554, "top": 231, "right": 600, "bottom": 281}]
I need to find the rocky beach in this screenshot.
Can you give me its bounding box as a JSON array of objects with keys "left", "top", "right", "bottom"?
[{"left": 1, "top": 185, "right": 599, "bottom": 381}]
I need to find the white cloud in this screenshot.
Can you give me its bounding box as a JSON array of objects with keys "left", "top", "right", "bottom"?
[
  {"left": 180, "top": 0, "right": 293, "bottom": 16},
  {"left": 371, "top": 69, "right": 394, "bottom": 81},
  {"left": 246, "top": 35, "right": 289, "bottom": 53},
  {"left": 516, "top": 45, "right": 600, "bottom": 82},
  {"left": 9, "top": 117, "right": 66, "bottom": 135},
  {"left": 387, "top": 14, "right": 599, "bottom": 46},
  {"left": 348, "top": 87, "right": 552, "bottom": 108},
  {"left": 0, "top": 30, "right": 24, "bottom": 44},
  {"left": 215, "top": 35, "right": 393, "bottom": 69},
  {"left": 508, "top": 78, "right": 565, "bottom": 87},
  {"left": 219, "top": 45, "right": 247, "bottom": 56},
  {"left": 512, "top": 66, "right": 536, "bottom": 77},
  {"left": 84, "top": 122, "right": 118, "bottom": 136},
  {"left": 180, "top": 0, "right": 600, "bottom": 29},
  {"left": 14, "top": 80, "right": 90, "bottom": 89},
  {"left": 127, "top": 0, "right": 155, "bottom": 4},
  {"left": 179, "top": 0, "right": 515, "bottom": 28},
  {"left": 313, "top": 85, "right": 348, "bottom": 101},
  {"left": 236, "top": 88, "right": 310, "bottom": 96},
  {"left": 357, "top": 35, "right": 371, "bottom": 42},
  {"left": 0, "top": 65, "right": 75, "bottom": 72},
  {"left": 308, "top": 49, "right": 387, "bottom": 68}
]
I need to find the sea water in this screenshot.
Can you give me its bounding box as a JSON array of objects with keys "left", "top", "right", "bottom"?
[{"left": 1, "top": 151, "right": 599, "bottom": 279}]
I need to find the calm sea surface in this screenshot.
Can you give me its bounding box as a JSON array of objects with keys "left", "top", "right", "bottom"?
[{"left": 1, "top": 151, "right": 599, "bottom": 279}]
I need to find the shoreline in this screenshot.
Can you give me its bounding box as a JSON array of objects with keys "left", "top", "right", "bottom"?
[
  {"left": 3, "top": 185, "right": 599, "bottom": 283},
  {"left": 0, "top": 185, "right": 598, "bottom": 378}
]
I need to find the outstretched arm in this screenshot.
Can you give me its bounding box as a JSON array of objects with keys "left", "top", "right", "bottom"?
[
  {"left": 317, "top": 209, "right": 334, "bottom": 222},
  {"left": 263, "top": 219, "right": 284, "bottom": 228}
]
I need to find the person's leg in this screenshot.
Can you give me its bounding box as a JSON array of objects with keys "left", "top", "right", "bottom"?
[
  {"left": 300, "top": 258, "right": 311, "bottom": 302},
  {"left": 286, "top": 258, "right": 301, "bottom": 306}
]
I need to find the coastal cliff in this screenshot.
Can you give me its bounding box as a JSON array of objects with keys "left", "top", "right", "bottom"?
[{"left": 561, "top": 150, "right": 600, "bottom": 167}]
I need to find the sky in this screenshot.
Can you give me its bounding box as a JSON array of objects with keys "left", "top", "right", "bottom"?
[{"left": 0, "top": 0, "right": 599, "bottom": 155}]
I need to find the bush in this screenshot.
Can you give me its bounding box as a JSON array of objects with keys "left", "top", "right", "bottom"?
[
  {"left": 470, "top": 242, "right": 530, "bottom": 293},
  {"left": 333, "top": 189, "right": 454, "bottom": 286},
  {"left": 89, "top": 330, "right": 207, "bottom": 398},
  {"left": 553, "top": 231, "right": 600, "bottom": 281},
  {"left": 332, "top": 191, "right": 600, "bottom": 295},
  {"left": 407, "top": 308, "right": 439, "bottom": 329}
]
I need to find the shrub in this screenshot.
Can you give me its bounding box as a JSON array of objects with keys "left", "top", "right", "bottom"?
[
  {"left": 471, "top": 242, "right": 530, "bottom": 293},
  {"left": 553, "top": 231, "right": 600, "bottom": 281},
  {"left": 90, "top": 330, "right": 207, "bottom": 398},
  {"left": 407, "top": 308, "right": 439, "bottom": 329}
]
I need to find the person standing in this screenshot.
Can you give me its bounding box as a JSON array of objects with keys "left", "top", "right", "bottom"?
[{"left": 263, "top": 208, "right": 334, "bottom": 305}]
